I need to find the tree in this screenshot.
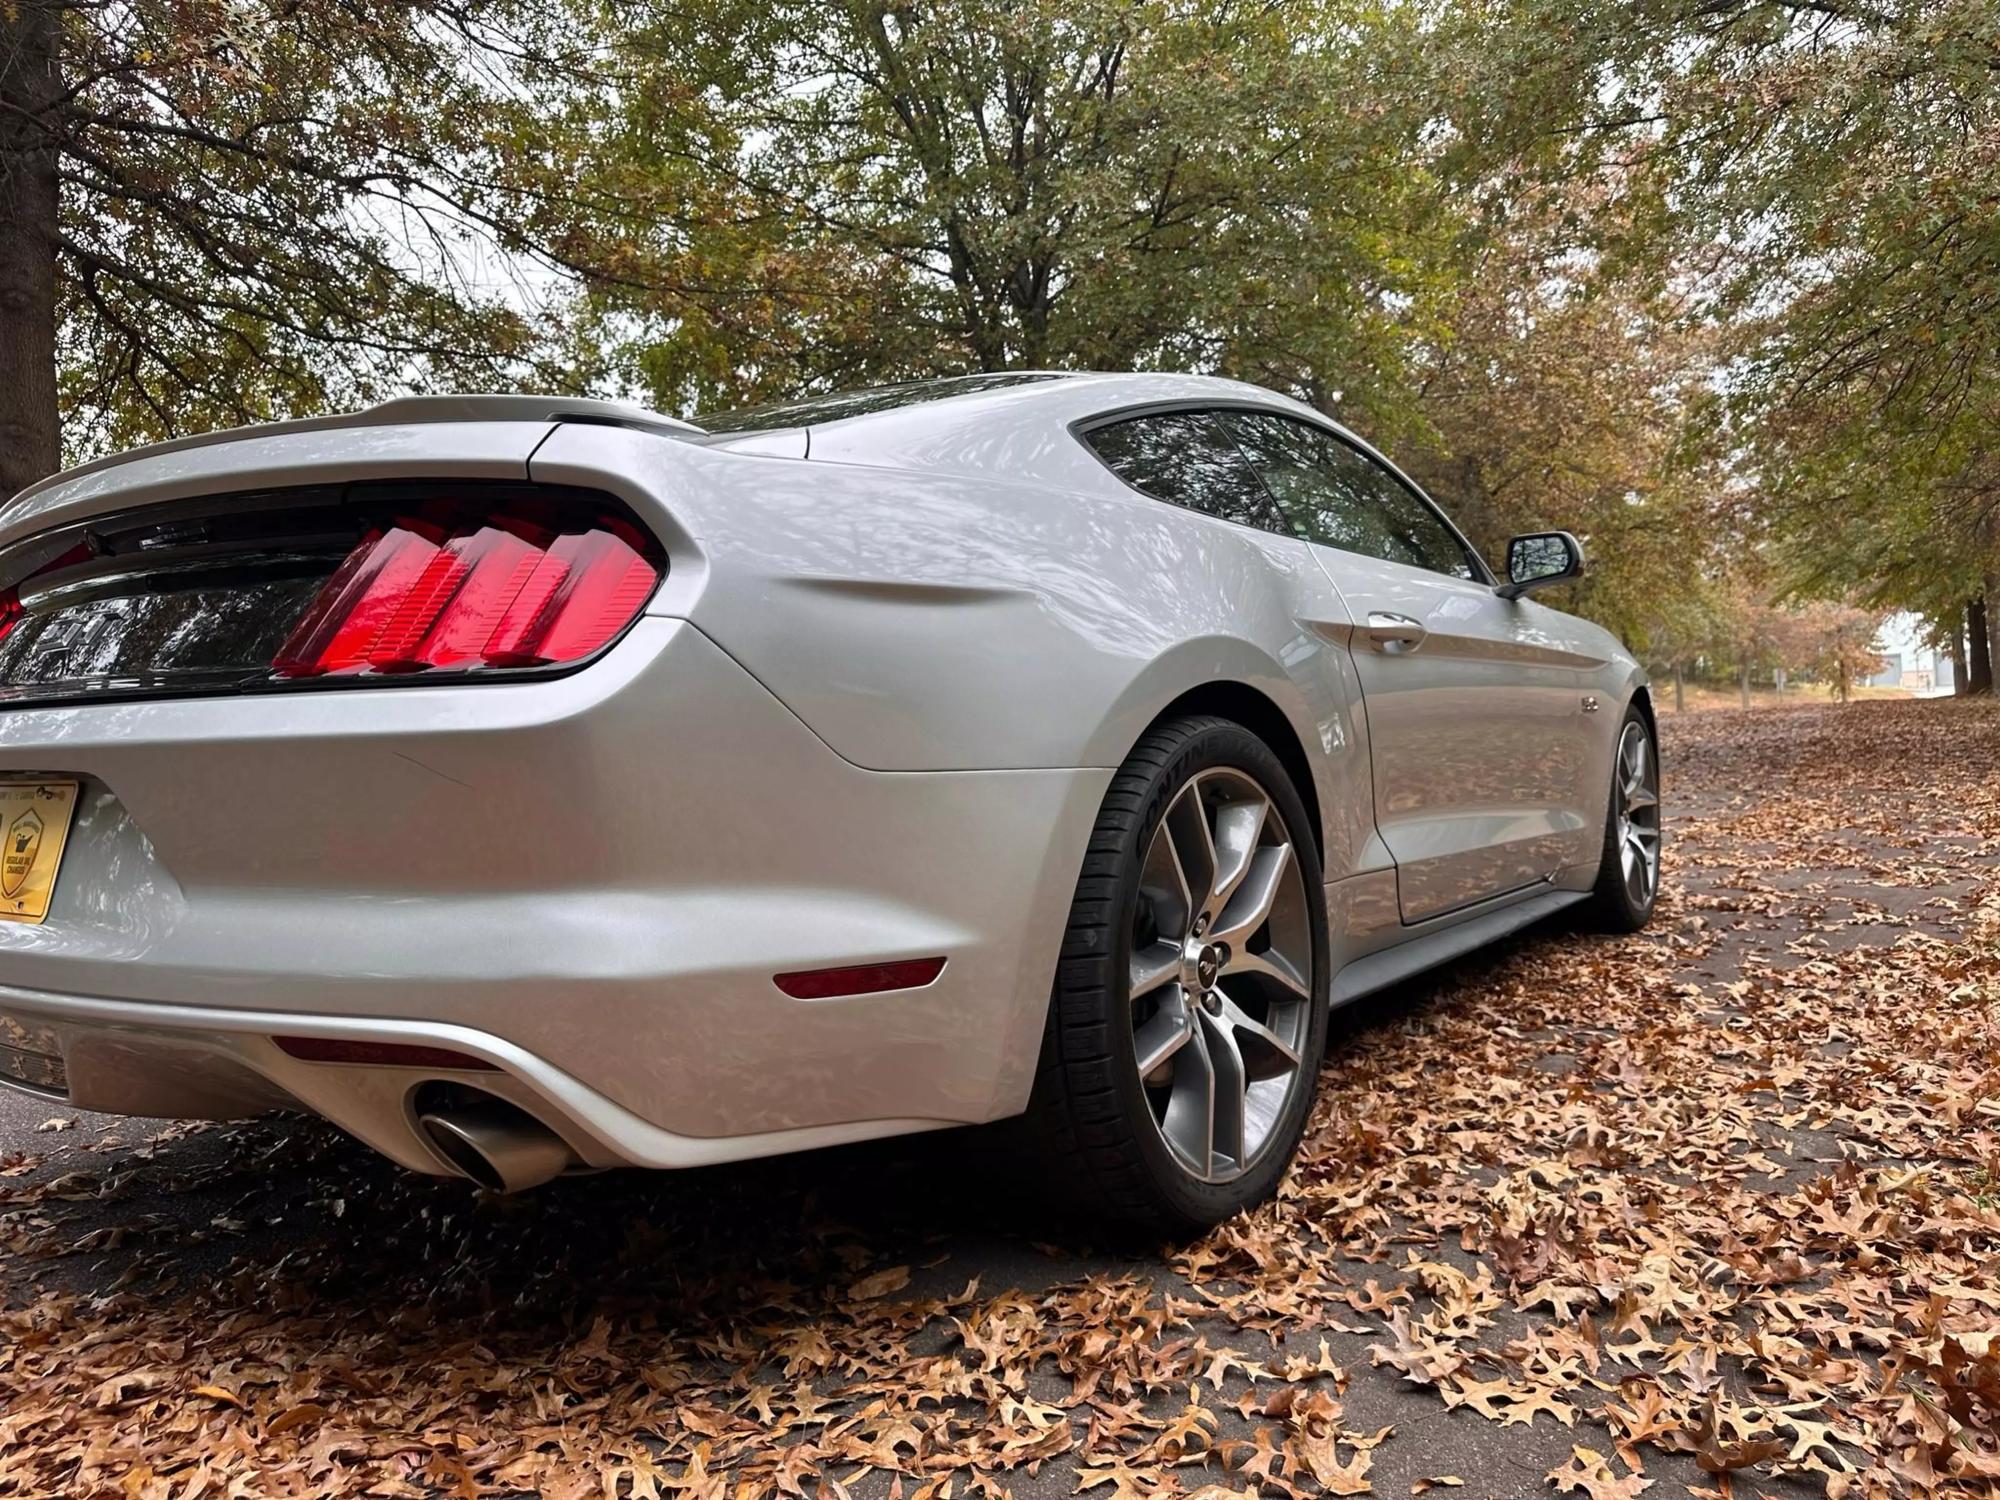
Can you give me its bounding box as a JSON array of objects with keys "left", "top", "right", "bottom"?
[
  {"left": 0, "top": 0, "right": 602, "bottom": 497},
  {"left": 1766, "top": 600, "right": 1885, "bottom": 702},
  {"left": 567, "top": 0, "right": 1471, "bottom": 422},
  {"left": 1485, "top": 0, "right": 2000, "bottom": 655},
  {"left": 1391, "top": 176, "right": 1733, "bottom": 647}
]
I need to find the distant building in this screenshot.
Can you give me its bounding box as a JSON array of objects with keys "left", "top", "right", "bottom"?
[{"left": 1873, "top": 613, "right": 1955, "bottom": 697}]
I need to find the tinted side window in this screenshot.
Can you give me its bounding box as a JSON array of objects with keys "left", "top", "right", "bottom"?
[
  {"left": 1081, "top": 413, "right": 1288, "bottom": 534},
  {"left": 1218, "top": 412, "right": 1475, "bottom": 580}
]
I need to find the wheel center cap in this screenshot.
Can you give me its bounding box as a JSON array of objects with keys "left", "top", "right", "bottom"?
[{"left": 1184, "top": 936, "right": 1222, "bottom": 991}]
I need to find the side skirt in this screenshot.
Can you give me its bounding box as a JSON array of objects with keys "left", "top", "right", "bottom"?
[{"left": 1328, "top": 887, "right": 1587, "bottom": 1007}]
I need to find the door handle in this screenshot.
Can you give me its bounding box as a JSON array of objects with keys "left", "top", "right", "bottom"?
[{"left": 1364, "top": 611, "right": 1427, "bottom": 653}]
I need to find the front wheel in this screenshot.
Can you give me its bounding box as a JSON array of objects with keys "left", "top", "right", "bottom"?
[
  {"left": 1023, "top": 716, "right": 1329, "bottom": 1235},
  {"left": 1584, "top": 707, "right": 1662, "bottom": 931}
]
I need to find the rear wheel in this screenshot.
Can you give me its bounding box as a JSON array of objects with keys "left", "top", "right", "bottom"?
[
  {"left": 1584, "top": 707, "right": 1661, "bottom": 931},
  {"left": 1024, "top": 716, "right": 1329, "bottom": 1235}
]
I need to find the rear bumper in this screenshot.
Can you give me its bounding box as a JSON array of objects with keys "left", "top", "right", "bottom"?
[
  {"left": 0, "top": 986, "right": 960, "bottom": 1173},
  {"left": 0, "top": 618, "right": 1108, "bottom": 1155}
]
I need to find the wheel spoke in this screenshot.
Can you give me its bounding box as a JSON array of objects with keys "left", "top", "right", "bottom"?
[
  {"left": 1130, "top": 940, "right": 1182, "bottom": 1002},
  {"left": 1623, "top": 832, "right": 1653, "bottom": 901},
  {"left": 1201, "top": 1010, "right": 1248, "bottom": 1175},
  {"left": 1220, "top": 943, "right": 1310, "bottom": 999},
  {"left": 1211, "top": 842, "right": 1294, "bottom": 949},
  {"left": 1208, "top": 795, "right": 1270, "bottom": 913},
  {"left": 1133, "top": 990, "right": 1195, "bottom": 1078},
  {"left": 1140, "top": 823, "right": 1193, "bottom": 939},
  {"left": 1165, "top": 781, "right": 1219, "bottom": 921},
  {"left": 1215, "top": 988, "right": 1301, "bottom": 1079},
  {"left": 1159, "top": 1018, "right": 1216, "bottom": 1176}
]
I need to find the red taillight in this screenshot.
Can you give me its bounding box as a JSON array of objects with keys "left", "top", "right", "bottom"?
[
  {"left": 275, "top": 509, "right": 659, "bottom": 679},
  {"left": 0, "top": 543, "right": 93, "bottom": 649}
]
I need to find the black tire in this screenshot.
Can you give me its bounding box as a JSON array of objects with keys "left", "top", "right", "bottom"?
[
  {"left": 1582, "top": 704, "right": 1662, "bottom": 932},
  {"left": 1022, "top": 715, "right": 1330, "bottom": 1237}
]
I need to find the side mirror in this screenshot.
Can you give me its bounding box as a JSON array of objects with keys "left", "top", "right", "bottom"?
[{"left": 1496, "top": 531, "right": 1584, "bottom": 600}]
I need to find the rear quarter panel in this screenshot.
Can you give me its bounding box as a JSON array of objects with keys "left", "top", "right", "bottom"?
[{"left": 527, "top": 424, "right": 1376, "bottom": 876}]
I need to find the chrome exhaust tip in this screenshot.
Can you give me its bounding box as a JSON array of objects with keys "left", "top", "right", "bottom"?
[{"left": 418, "top": 1101, "right": 576, "bottom": 1193}]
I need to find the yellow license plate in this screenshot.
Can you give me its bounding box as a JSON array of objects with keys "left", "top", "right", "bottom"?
[{"left": 0, "top": 782, "right": 79, "bottom": 925}]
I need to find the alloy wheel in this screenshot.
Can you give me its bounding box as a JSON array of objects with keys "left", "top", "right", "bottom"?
[
  {"left": 1614, "top": 721, "right": 1662, "bottom": 909},
  {"left": 1126, "top": 768, "right": 1314, "bottom": 1184}
]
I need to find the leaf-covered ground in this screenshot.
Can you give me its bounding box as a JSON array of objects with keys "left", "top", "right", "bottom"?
[{"left": 2, "top": 699, "right": 1996, "bottom": 1499}]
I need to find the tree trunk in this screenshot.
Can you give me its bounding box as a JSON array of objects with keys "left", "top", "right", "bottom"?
[
  {"left": 1673, "top": 661, "right": 1685, "bottom": 714},
  {"left": 1987, "top": 574, "right": 2000, "bottom": 688},
  {"left": 1739, "top": 662, "right": 1751, "bottom": 710},
  {"left": 1970, "top": 597, "right": 1995, "bottom": 696},
  {"left": 0, "top": 0, "right": 61, "bottom": 499},
  {"left": 1950, "top": 622, "right": 1969, "bottom": 696}
]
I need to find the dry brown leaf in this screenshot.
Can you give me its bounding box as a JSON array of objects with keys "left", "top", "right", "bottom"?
[
  {"left": 1547, "top": 1446, "right": 1653, "bottom": 1500},
  {"left": 850, "top": 1265, "right": 913, "bottom": 1300}
]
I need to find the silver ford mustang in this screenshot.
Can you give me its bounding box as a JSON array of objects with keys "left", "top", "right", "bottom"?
[{"left": 0, "top": 372, "right": 1658, "bottom": 1230}]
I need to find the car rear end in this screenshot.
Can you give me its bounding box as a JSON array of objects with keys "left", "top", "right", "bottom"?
[{"left": 0, "top": 404, "right": 1098, "bottom": 1187}]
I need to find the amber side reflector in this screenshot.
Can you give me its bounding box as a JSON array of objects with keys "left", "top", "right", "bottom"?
[
  {"left": 773, "top": 957, "right": 948, "bottom": 999},
  {"left": 272, "top": 1036, "right": 498, "bottom": 1070}
]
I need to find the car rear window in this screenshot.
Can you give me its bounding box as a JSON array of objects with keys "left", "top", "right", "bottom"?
[{"left": 1080, "top": 412, "right": 1288, "bottom": 534}]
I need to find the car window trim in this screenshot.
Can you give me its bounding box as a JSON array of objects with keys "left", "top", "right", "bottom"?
[{"left": 1070, "top": 398, "right": 1495, "bottom": 587}]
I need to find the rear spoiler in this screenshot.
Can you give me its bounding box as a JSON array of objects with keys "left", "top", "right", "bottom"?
[{"left": 11, "top": 396, "right": 706, "bottom": 510}]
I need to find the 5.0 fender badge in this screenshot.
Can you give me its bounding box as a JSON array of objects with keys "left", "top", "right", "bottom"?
[{"left": 1581, "top": 695, "right": 1601, "bottom": 714}]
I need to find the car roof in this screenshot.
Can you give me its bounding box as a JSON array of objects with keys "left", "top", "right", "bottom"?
[{"left": 698, "top": 370, "right": 1337, "bottom": 440}]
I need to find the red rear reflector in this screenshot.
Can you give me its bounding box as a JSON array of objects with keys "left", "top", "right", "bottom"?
[
  {"left": 273, "top": 1036, "right": 498, "bottom": 1070},
  {"left": 274, "top": 505, "right": 659, "bottom": 678},
  {"left": 773, "top": 957, "right": 948, "bottom": 999}
]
